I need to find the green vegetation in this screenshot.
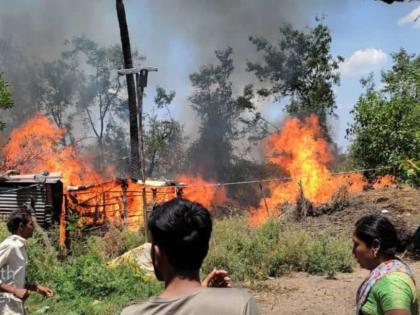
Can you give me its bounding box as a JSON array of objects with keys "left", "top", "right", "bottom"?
[
  {"left": 347, "top": 49, "right": 420, "bottom": 185},
  {"left": 203, "top": 217, "right": 353, "bottom": 283},
  {"left": 0, "top": 73, "right": 13, "bottom": 130},
  {"left": 247, "top": 21, "right": 343, "bottom": 135},
  {"left": 0, "top": 224, "right": 162, "bottom": 315},
  {"left": 0, "top": 217, "right": 354, "bottom": 314}
]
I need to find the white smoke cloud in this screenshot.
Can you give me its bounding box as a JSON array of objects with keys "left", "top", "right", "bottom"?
[{"left": 340, "top": 48, "right": 388, "bottom": 76}]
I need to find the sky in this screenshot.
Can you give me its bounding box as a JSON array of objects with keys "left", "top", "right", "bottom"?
[{"left": 0, "top": 0, "right": 419, "bottom": 152}]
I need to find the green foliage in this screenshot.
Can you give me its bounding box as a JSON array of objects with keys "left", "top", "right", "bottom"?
[
  {"left": 348, "top": 50, "right": 420, "bottom": 185},
  {"left": 1, "top": 216, "right": 355, "bottom": 314},
  {"left": 143, "top": 87, "right": 185, "bottom": 178},
  {"left": 0, "top": 223, "right": 161, "bottom": 315},
  {"left": 0, "top": 73, "right": 13, "bottom": 130},
  {"left": 144, "top": 115, "right": 185, "bottom": 178},
  {"left": 203, "top": 217, "right": 354, "bottom": 283},
  {"left": 247, "top": 21, "right": 343, "bottom": 134}
]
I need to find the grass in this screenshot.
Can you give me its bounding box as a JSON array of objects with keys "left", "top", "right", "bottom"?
[
  {"left": 203, "top": 217, "right": 354, "bottom": 284},
  {"left": 0, "top": 216, "right": 355, "bottom": 314},
  {"left": 0, "top": 224, "right": 162, "bottom": 315}
]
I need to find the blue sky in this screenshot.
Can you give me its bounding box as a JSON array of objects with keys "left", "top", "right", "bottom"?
[
  {"left": 1, "top": 0, "right": 419, "bottom": 152},
  {"left": 324, "top": 1, "right": 420, "bottom": 150}
]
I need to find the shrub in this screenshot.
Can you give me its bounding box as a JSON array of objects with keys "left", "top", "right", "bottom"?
[
  {"left": 203, "top": 217, "right": 354, "bottom": 283},
  {"left": 0, "top": 223, "right": 160, "bottom": 315}
]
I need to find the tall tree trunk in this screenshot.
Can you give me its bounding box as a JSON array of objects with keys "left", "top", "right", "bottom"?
[{"left": 116, "top": 0, "right": 140, "bottom": 179}]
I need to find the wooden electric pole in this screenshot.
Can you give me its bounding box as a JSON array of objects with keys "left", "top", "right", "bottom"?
[{"left": 115, "top": 0, "right": 141, "bottom": 180}]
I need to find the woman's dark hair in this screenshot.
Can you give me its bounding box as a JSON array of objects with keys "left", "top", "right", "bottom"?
[
  {"left": 355, "top": 215, "right": 412, "bottom": 255},
  {"left": 7, "top": 209, "right": 32, "bottom": 233},
  {"left": 148, "top": 198, "right": 212, "bottom": 272}
]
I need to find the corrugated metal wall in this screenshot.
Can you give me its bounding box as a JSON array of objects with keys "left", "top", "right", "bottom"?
[{"left": 0, "top": 184, "right": 51, "bottom": 227}]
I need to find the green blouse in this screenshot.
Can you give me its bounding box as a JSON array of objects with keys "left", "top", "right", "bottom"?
[{"left": 361, "top": 272, "right": 418, "bottom": 315}]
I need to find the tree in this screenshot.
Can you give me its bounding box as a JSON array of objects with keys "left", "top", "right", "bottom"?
[
  {"left": 347, "top": 50, "right": 420, "bottom": 184},
  {"left": 143, "top": 87, "right": 185, "bottom": 178},
  {"left": 247, "top": 22, "right": 343, "bottom": 137},
  {"left": 0, "top": 73, "right": 13, "bottom": 130},
  {"left": 187, "top": 47, "right": 261, "bottom": 181},
  {"left": 0, "top": 39, "right": 42, "bottom": 130},
  {"left": 39, "top": 57, "right": 81, "bottom": 145},
  {"left": 145, "top": 116, "right": 184, "bottom": 178},
  {"left": 62, "top": 37, "right": 143, "bottom": 171},
  {"left": 103, "top": 119, "right": 130, "bottom": 177}
]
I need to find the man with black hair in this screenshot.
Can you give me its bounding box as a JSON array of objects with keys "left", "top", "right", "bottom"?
[
  {"left": 0, "top": 209, "right": 53, "bottom": 315},
  {"left": 122, "top": 198, "right": 259, "bottom": 315}
]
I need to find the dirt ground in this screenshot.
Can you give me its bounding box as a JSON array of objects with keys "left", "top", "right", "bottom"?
[
  {"left": 253, "top": 260, "right": 420, "bottom": 315},
  {"left": 253, "top": 185, "right": 420, "bottom": 315},
  {"left": 296, "top": 185, "right": 420, "bottom": 236}
]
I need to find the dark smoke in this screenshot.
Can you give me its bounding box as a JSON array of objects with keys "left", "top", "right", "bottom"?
[{"left": 0, "top": 0, "right": 343, "bottom": 136}]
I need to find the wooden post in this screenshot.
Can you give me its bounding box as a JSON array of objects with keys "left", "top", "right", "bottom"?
[
  {"left": 115, "top": 0, "right": 141, "bottom": 179},
  {"left": 142, "top": 185, "right": 148, "bottom": 242},
  {"left": 121, "top": 180, "right": 128, "bottom": 227},
  {"left": 259, "top": 183, "right": 270, "bottom": 217}
]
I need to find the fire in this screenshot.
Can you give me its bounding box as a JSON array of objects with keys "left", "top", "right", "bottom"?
[
  {"left": 250, "top": 115, "right": 367, "bottom": 225},
  {"left": 2, "top": 113, "right": 396, "bottom": 235},
  {"left": 176, "top": 174, "right": 227, "bottom": 209},
  {"left": 2, "top": 114, "right": 108, "bottom": 186},
  {"left": 373, "top": 175, "right": 394, "bottom": 189}
]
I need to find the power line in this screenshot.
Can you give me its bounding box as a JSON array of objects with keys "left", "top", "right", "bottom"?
[{"left": 175, "top": 166, "right": 393, "bottom": 189}]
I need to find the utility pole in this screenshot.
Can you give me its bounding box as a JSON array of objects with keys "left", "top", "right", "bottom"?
[
  {"left": 136, "top": 68, "right": 157, "bottom": 183},
  {"left": 115, "top": 0, "right": 140, "bottom": 180},
  {"left": 118, "top": 67, "right": 157, "bottom": 241}
]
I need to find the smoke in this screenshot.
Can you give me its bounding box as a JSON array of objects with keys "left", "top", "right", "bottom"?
[
  {"left": 0, "top": 0, "right": 343, "bottom": 140},
  {"left": 0, "top": 1, "right": 119, "bottom": 60}
]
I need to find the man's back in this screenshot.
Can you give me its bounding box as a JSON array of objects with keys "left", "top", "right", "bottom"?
[{"left": 121, "top": 287, "right": 259, "bottom": 315}]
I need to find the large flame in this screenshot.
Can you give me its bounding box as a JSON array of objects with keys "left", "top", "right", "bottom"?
[
  {"left": 176, "top": 174, "right": 227, "bottom": 209},
  {"left": 249, "top": 115, "right": 391, "bottom": 225},
  {"left": 2, "top": 114, "right": 108, "bottom": 185},
  {"left": 2, "top": 113, "right": 394, "bottom": 233}
]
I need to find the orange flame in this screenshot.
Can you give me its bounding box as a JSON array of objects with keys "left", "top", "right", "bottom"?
[
  {"left": 373, "top": 174, "right": 395, "bottom": 189},
  {"left": 176, "top": 174, "right": 227, "bottom": 209},
  {"left": 250, "top": 115, "right": 373, "bottom": 225},
  {"left": 2, "top": 114, "right": 108, "bottom": 186}
]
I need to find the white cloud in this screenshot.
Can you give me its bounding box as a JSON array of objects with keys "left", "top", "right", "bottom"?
[
  {"left": 340, "top": 48, "right": 388, "bottom": 76},
  {"left": 398, "top": 6, "right": 420, "bottom": 29}
]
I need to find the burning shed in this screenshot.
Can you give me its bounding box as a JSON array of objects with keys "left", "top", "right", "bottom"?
[
  {"left": 65, "top": 178, "right": 183, "bottom": 232},
  {"left": 0, "top": 171, "right": 63, "bottom": 228}
]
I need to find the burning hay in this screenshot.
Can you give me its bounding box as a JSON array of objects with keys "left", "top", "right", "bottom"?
[{"left": 249, "top": 115, "right": 393, "bottom": 225}]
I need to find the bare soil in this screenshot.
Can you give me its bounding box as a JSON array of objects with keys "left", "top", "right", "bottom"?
[
  {"left": 253, "top": 261, "right": 420, "bottom": 315},
  {"left": 253, "top": 185, "right": 420, "bottom": 314},
  {"left": 290, "top": 185, "right": 419, "bottom": 239}
]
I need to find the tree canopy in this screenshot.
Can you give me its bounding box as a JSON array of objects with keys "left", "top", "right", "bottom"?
[
  {"left": 187, "top": 47, "right": 261, "bottom": 180},
  {"left": 347, "top": 49, "right": 420, "bottom": 184},
  {"left": 247, "top": 22, "right": 343, "bottom": 136},
  {"left": 0, "top": 73, "right": 13, "bottom": 130}
]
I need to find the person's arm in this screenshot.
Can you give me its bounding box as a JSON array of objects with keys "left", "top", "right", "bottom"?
[
  {"left": 0, "top": 282, "right": 30, "bottom": 300},
  {"left": 25, "top": 283, "right": 53, "bottom": 298},
  {"left": 201, "top": 269, "right": 231, "bottom": 288}
]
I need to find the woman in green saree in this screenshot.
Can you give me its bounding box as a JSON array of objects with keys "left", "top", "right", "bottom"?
[{"left": 353, "top": 215, "right": 418, "bottom": 315}]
